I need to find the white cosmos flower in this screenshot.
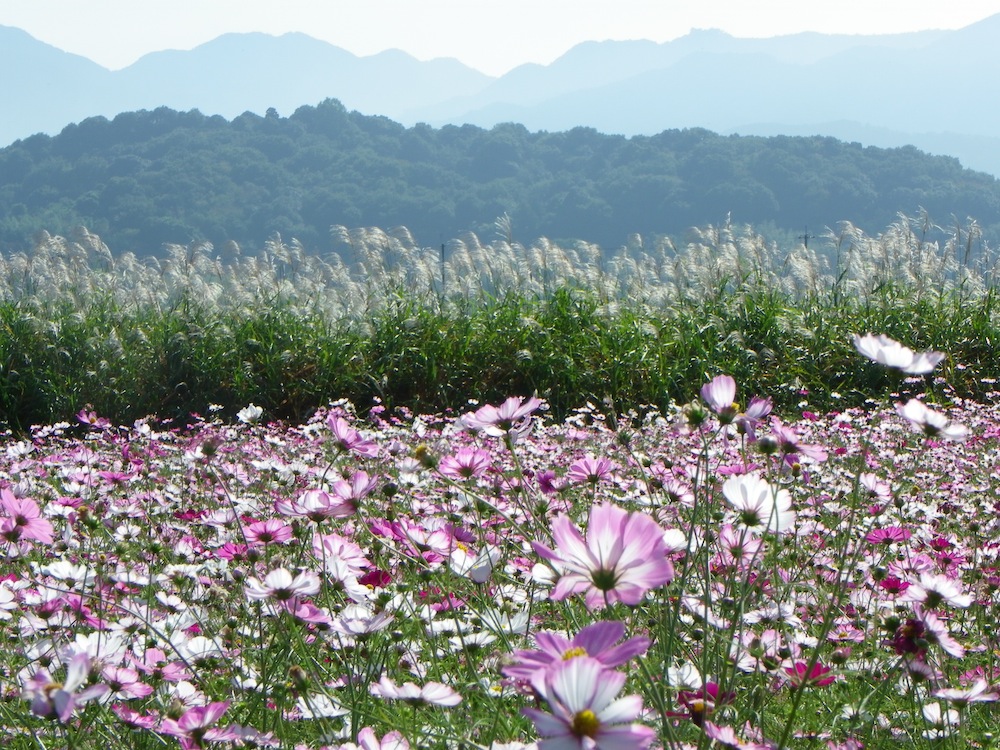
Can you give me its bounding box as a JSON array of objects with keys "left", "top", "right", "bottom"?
[
  {"left": 370, "top": 676, "right": 462, "bottom": 706},
  {"left": 895, "top": 399, "right": 969, "bottom": 441},
  {"left": 722, "top": 473, "right": 795, "bottom": 534},
  {"left": 900, "top": 572, "right": 973, "bottom": 608},
  {"left": 852, "top": 333, "right": 945, "bottom": 374},
  {"left": 244, "top": 568, "right": 321, "bottom": 602}
]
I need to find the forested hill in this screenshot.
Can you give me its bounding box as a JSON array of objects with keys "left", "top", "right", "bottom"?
[{"left": 2, "top": 99, "right": 999, "bottom": 255}]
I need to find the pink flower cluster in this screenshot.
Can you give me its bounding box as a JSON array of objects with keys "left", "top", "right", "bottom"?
[{"left": 504, "top": 621, "right": 655, "bottom": 749}]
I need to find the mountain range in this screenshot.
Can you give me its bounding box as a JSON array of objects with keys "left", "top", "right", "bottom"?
[{"left": 5, "top": 17, "right": 1000, "bottom": 178}]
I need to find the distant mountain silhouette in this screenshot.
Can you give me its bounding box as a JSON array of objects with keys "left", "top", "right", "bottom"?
[{"left": 4, "top": 17, "right": 1000, "bottom": 176}]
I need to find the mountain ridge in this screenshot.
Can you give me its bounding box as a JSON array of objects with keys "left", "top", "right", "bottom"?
[{"left": 4, "top": 17, "right": 1000, "bottom": 176}]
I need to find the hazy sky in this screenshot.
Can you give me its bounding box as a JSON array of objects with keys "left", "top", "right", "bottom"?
[{"left": 5, "top": 0, "right": 1000, "bottom": 76}]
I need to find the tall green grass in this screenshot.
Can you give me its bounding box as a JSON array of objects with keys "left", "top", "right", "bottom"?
[
  {"left": 2, "top": 282, "right": 997, "bottom": 433},
  {"left": 2, "top": 214, "right": 997, "bottom": 432}
]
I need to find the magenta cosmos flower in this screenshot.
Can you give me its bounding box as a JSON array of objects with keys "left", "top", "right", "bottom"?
[
  {"left": 522, "top": 656, "right": 655, "bottom": 750},
  {"left": 532, "top": 502, "right": 673, "bottom": 609}
]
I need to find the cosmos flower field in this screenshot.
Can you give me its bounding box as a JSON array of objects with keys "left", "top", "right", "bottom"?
[{"left": 3, "top": 341, "right": 1000, "bottom": 749}]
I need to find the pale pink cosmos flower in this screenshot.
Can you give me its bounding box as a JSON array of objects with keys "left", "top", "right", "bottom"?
[
  {"left": 276, "top": 488, "right": 355, "bottom": 522},
  {"left": 329, "top": 727, "right": 411, "bottom": 750},
  {"left": 370, "top": 676, "right": 462, "bottom": 706},
  {"left": 331, "top": 470, "right": 378, "bottom": 510},
  {"left": 245, "top": 568, "right": 321, "bottom": 602},
  {"left": 460, "top": 396, "right": 543, "bottom": 440},
  {"left": 532, "top": 502, "right": 673, "bottom": 610},
  {"left": 22, "top": 650, "right": 109, "bottom": 722},
  {"left": 703, "top": 722, "right": 773, "bottom": 750},
  {"left": 701, "top": 375, "right": 737, "bottom": 416},
  {"left": 896, "top": 399, "right": 969, "bottom": 441},
  {"left": 900, "top": 572, "right": 973, "bottom": 609},
  {"left": 852, "top": 333, "right": 945, "bottom": 374},
  {"left": 566, "top": 455, "right": 618, "bottom": 485},
  {"left": 933, "top": 678, "right": 1000, "bottom": 706},
  {"left": 522, "top": 656, "right": 654, "bottom": 750},
  {"left": 767, "top": 417, "right": 828, "bottom": 463}
]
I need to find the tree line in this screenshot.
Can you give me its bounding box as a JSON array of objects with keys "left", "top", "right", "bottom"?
[{"left": 2, "top": 98, "right": 999, "bottom": 255}]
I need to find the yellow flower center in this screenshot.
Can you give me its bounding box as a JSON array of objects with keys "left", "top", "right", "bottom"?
[
  {"left": 561, "top": 646, "right": 588, "bottom": 660},
  {"left": 571, "top": 709, "right": 600, "bottom": 738}
]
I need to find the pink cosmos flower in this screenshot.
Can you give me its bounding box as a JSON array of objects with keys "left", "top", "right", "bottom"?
[
  {"left": 438, "top": 447, "right": 492, "bottom": 480},
  {"left": 864, "top": 526, "right": 911, "bottom": 545},
  {"left": 244, "top": 519, "right": 294, "bottom": 547},
  {"left": 328, "top": 415, "right": 380, "bottom": 457},
  {"left": 767, "top": 417, "right": 828, "bottom": 462},
  {"left": 370, "top": 676, "right": 462, "bottom": 706},
  {"left": 852, "top": 333, "right": 945, "bottom": 374},
  {"left": 0, "top": 489, "right": 54, "bottom": 545},
  {"left": 566, "top": 455, "right": 618, "bottom": 485},
  {"left": 532, "top": 502, "right": 673, "bottom": 609},
  {"left": 668, "top": 682, "right": 736, "bottom": 727},
  {"left": 522, "top": 656, "right": 654, "bottom": 750},
  {"left": 784, "top": 661, "right": 837, "bottom": 688},
  {"left": 101, "top": 665, "right": 154, "bottom": 700},
  {"left": 159, "top": 701, "right": 234, "bottom": 750},
  {"left": 503, "top": 620, "right": 650, "bottom": 682}
]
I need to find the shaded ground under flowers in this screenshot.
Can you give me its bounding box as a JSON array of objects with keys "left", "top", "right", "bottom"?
[{"left": 1, "top": 381, "right": 1000, "bottom": 748}]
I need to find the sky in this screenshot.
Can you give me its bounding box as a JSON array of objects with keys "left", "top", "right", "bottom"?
[{"left": 4, "top": 0, "right": 1000, "bottom": 76}]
